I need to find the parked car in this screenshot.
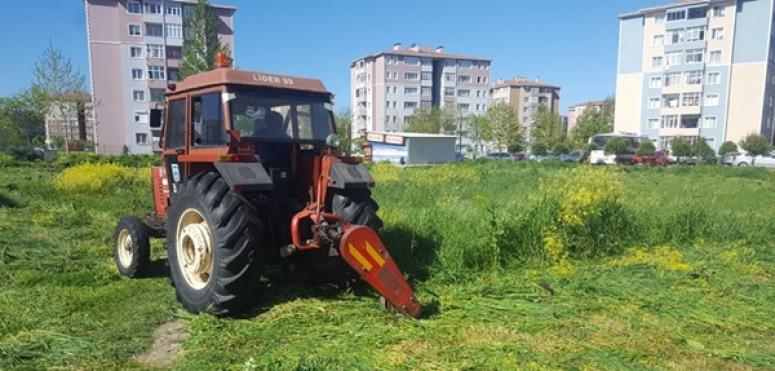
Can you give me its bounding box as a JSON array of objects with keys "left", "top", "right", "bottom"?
[
  {"left": 634, "top": 151, "right": 671, "bottom": 166},
  {"left": 723, "top": 152, "right": 775, "bottom": 168},
  {"left": 528, "top": 154, "right": 559, "bottom": 162},
  {"left": 559, "top": 150, "right": 584, "bottom": 163},
  {"left": 511, "top": 152, "right": 526, "bottom": 162},
  {"left": 486, "top": 152, "right": 514, "bottom": 161}
]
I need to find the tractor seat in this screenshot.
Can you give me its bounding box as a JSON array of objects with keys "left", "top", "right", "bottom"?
[{"left": 255, "top": 111, "right": 292, "bottom": 169}]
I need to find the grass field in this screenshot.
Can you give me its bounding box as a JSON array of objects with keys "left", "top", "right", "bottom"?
[{"left": 1, "top": 159, "right": 773, "bottom": 370}]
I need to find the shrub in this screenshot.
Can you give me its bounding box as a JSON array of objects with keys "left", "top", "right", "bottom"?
[
  {"left": 53, "top": 163, "right": 137, "bottom": 193},
  {"left": 718, "top": 141, "right": 738, "bottom": 156},
  {"left": 603, "top": 137, "right": 629, "bottom": 156},
  {"left": 691, "top": 138, "right": 715, "bottom": 159},
  {"left": 636, "top": 141, "right": 656, "bottom": 156},
  {"left": 671, "top": 137, "right": 692, "bottom": 160},
  {"left": 739, "top": 134, "right": 771, "bottom": 165},
  {"left": 0, "top": 153, "right": 15, "bottom": 167}
]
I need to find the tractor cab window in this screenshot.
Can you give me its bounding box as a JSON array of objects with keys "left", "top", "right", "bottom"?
[
  {"left": 166, "top": 99, "right": 186, "bottom": 149},
  {"left": 229, "top": 88, "right": 334, "bottom": 142},
  {"left": 191, "top": 92, "right": 227, "bottom": 147}
]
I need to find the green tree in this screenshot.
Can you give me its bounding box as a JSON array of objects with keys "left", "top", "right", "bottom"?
[
  {"left": 180, "top": 0, "right": 232, "bottom": 79},
  {"left": 691, "top": 137, "right": 715, "bottom": 159},
  {"left": 335, "top": 108, "right": 353, "bottom": 156},
  {"left": 480, "top": 102, "right": 524, "bottom": 151},
  {"left": 671, "top": 137, "right": 693, "bottom": 161},
  {"left": 532, "top": 106, "right": 566, "bottom": 153},
  {"left": 718, "top": 141, "right": 738, "bottom": 157},
  {"left": 531, "top": 141, "right": 549, "bottom": 155},
  {"left": 0, "top": 90, "right": 46, "bottom": 146},
  {"left": 467, "top": 115, "right": 487, "bottom": 158},
  {"left": 405, "top": 107, "right": 456, "bottom": 134},
  {"left": 0, "top": 118, "right": 23, "bottom": 151},
  {"left": 636, "top": 140, "right": 656, "bottom": 156},
  {"left": 571, "top": 109, "right": 612, "bottom": 148},
  {"left": 601, "top": 97, "right": 615, "bottom": 127},
  {"left": 604, "top": 137, "right": 629, "bottom": 157},
  {"left": 739, "top": 133, "right": 771, "bottom": 166}
]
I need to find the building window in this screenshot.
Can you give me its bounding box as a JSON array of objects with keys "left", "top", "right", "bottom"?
[
  {"left": 403, "top": 101, "right": 417, "bottom": 109},
  {"left": 421, "top": 87, "right": 432, "bottom": 96},
  {"left": 664, "top": 72, "right": 682, "bottom": 87},
  {"left": 458, "top": 103, "right": 470, "bottom": 111},
  {"left": 136, "top": 133, "right": 149, "bottom": 145},
  {"left": 404, "top": 72, "right": 418, "bottom": 80},
  {"left": 667, "top": 52, "right": 683, "bottom": 66},
  {"left": 648, "top": 118, "right": 660, "bottom": 129},
  {"left": 404, "top": 87, "right": 418, "bottom": 95},
  {"left": 147, "top": 66, "right": 166, "bottom": 80},
  {"left": 664, "top": 94, "right": 680, "bottom": 108},
  {"left": 131, "top": 68, "right": 144, "bottom": 80},
  {"left": 167, "top": 46, "right": 182, "bottom": 59},
  {"left": 166, "top": 6, "right": 181, "bottom": 16},
  {"left": 685, "top": 27, "right": 705, "bottom": 42},
  {"left": 421, "top": 72, "right": 432, "bottom": 81},
  {"left": 653, "top": 35, "right": 664, "bottom": 46},
  {"left": 458, "top": 75, "right": 471, "bottom": 83},
  {"left": 168, "top": 68, "right": 180, "bottom": 81},
  {"left": 145, "top": 23, "right": 163, "bottom": 37},
  {"left": 712, "top": 28, "right": 724, "bottom": 40},
  {"left": 650, "top": 76, "right": 663, "bottom": 88},
  {"left": 713, "top": 5, "right": 726, "bottom": 17},
  {"left": 652, "top": 56, "right": 664, "bottom": 68},
  {"left": 685, "top": 49, "right": 704, "bottom": 63},
  {"left": 132, "top": 90, "right": 145, "bottom": 102},
  {"left": 704, "top": 94, "right": 719, "bottom": 106},
  {"left": 707, "top": 72, "right": 721, "bottom": 84},
  {"left": 130, "top": 46, "right": 143, "bottom": 58},
  {"left": 685, "top": 70, "right": 703, "bottom": 85},
  {"left": 682, "top": 92, "right": 701, "bottom": 107},
  {"left": 146, "top": 44, "right": 164, "bottom": 58},
  {"left": 648, "top": 97, "right": 661, "bottom": 109},
  {"left": 709, "top": 50, "right": 722, "bottom": 63},
  {"left": 681, "top": 116, "right": 699, "bottom": 128},
  {"left": 129, "top": 24, "right": 142, "bottom": 36},
  {"left": 659, "top": 136, "right": 673, "bottom": 150},
  {"left": 150, "top": 88, "right": 165, "bottom": 102},
  {"left": 662, "top": 115, "right": 679, "bottom": 129},
  {"left": 667, "top": 30, "right": 683, "bottom": 45},
  {"left": 133, "top": 110, "right": 149, "bottom": 124},
  {"left": 445, "top": 73, "right": 455, "bottom": 82},
  {"left": 655, "top": 14, "right": 665, "bottom": 24},
  {"left": 687, "top": 7, "right": 707, "bottom": 19},
  {"left": 667, "top": 10, "right": 686, "bottom": 22},
  {"left": 127, "top": 1, "right": 141, "bottom": 14},
  {"left": 145, "top": 2, "right": 162, "bottom": 14},
  {"left": 166, "top": 23, "right": 182, "bottom": 39},
  {"left": 444, "top": 87, "right": 455, "bottom": 96},
  {"left": 457, "top": 89, "right": 470, "bottom": 97}
]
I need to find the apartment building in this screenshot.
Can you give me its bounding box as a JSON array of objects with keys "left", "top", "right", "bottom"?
[
  {"left": 44, "top": 93, "right": 96, "bottom": 146},
  {"left": 85, "top": 0, "right": 235, "bottom": 154},
  {"left": 349, "top": 43, "right": 492, "bottom": 135},
  {"left": 490, "top": 77, "right": 561, "bottom": 140},
  {"left": 615, "top": 0, "right": 775, "bottom": 151},
  {"left": 567, "top": 100, "right": 605, "bottom": 133}
]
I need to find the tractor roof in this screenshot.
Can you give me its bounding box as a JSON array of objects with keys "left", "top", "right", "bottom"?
[{"left": 172, "top": 68, "right": 331, "bottom": 95}]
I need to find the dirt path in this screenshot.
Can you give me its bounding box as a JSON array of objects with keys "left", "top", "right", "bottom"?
[{"left": 133, "top": 319, "right": 188, "bottom": 368}]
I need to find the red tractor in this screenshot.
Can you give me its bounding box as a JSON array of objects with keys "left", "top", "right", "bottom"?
[{"left": 113, "top": 54, "right": 421, "bottom": 318}]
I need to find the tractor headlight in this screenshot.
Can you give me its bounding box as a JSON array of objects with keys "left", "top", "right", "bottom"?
[{"left": 326, "top": 134, "right": 341, "bottom": 148}]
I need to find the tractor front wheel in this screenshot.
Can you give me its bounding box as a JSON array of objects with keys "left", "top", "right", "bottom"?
[
  {"left": 113, "top": 217, "right": 151, "bottom": 278},
  {"left": 166, "top": 172, "right": 264, "bottom": 316}
]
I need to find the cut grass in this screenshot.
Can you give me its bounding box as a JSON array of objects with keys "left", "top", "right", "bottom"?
[{"left": 0, "top": 161, "right": 773, "bottom": 369}]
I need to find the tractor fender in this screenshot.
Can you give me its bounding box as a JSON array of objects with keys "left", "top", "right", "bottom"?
[
  {"left": 213, "top": 162, "right": 274, "bottom": 192},
  {"left": 328, "top": 163, "right": 374, "bottom": 190}
]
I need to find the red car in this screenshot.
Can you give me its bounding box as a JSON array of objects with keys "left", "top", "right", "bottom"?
[{"left": 634, "top": 151, "right": 671, "bottom": 166}]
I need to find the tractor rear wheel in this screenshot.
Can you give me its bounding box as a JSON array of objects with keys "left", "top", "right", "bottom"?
[
  {"left": 113, "top": 217, "right": 151, "bottom": 278},
  {"left": 331, "top": 188, "right": 382, "bottom": 230},
  {"left": 166, "top": 172, "right": 264, "bottom": 316}
]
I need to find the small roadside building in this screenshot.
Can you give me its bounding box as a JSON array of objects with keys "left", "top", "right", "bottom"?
[{"left": 365, "top": 132, "right": 457, "bottom": 165}]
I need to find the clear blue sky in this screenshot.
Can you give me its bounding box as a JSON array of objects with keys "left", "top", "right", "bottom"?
[{"left": 0, "top": 0, "right": 667, "bottom": 112}]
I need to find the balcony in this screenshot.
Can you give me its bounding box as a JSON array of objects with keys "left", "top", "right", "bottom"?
[{"left": 661, "top": 105, "right": 701, "bottom": 116}]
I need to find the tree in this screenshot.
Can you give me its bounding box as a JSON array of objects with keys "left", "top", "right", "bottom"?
[
  {"left": 604, "top": 137, "right": 629, "bottom": 157},
  {"left": 531, "top": 141, "right": 549, "bottom": 155},
  {"left": 552, "top": 139, "right": 574, "bottom": 155},
  {"left": 180, "top": 0, "right": 232, "bottom": 79},
  {"left": 480, "top": 102, "right": 524, "bottom": 151},
  {"left": 671, "top": 137, "right": 692, "bottom": 161},
  {"left": 0, "top": 118, "right": 23, "bottom": 151},
  {"left": 405, "top": 107, "right": 456, "bottom": 134},
  {"left": 571, "top": 109, "right": 612, "bottom": 148},
  {"left": 0, "top": 90, "right": 46, "bottom": 146},
  {"left": 32, "top": 42, "right": 86, "bottom": 153},
  {"left": 718, "top": 141, "right": 738, "bottom": 157},
  {"left": 532, "top": 106, "right": 566, "bottom": 153},
  {"left": 335, "top": 108, "right": 353, "bottom": 156},
  {"left": 691, "top": 137, "right": 715, "bottom": 160},
  {"left": 636, "top": 140, "right": 656, "bottom": 156},
  {"left": 467, "top": 115, "right": 487, "bottom": 158},
  {"left": 739, "top": 133, "right": 771, "bottom": 166}
]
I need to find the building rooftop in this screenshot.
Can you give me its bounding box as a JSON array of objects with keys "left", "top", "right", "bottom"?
[
  {"left": 570, "top": 100, "right": 605, "bottom": 108},
  {"left": 618, "top": 0, "right": 712, "bottom": 19},
  {"left": 492, "top": 78, "right": 561, "bottom": 90},
  {"left": 368, "top": 131, "right": 458, "bottom": 139},
  {"left": 176, "top": 0, "right": 236, "bottom": 10},
  {"left": 351, "top": 43, "right": 491, "bottom": 66}
]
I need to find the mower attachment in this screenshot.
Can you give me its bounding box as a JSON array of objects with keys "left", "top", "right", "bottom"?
[{"left": 339, "top": 225, "right": 422, "bottom": 318}]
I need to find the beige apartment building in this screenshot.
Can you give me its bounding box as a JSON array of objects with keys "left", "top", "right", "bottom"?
[
  {"left": 567, "top": 100, "right": 605, "bottom": 133},
  {"left": 349, "top": 43, "right": 492, "bottom": 135},
  {"left": 490, "top": 77, "right": 561, "bottom": 140},
  {"left": 44, "top": 93, "right": 96, "bottom": 147},
  {"left": 85, "top": 0, "right": 235, "bottom": 154}
]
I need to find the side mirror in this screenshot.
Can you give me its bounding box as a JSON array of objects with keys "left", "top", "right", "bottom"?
[{"left": 150, "top": 109, "right": 163, "bottom": 128}]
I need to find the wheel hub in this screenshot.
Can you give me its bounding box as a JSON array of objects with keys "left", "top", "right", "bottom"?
[
  {"left": 176, "top": 209, "right": 214, "bottom": 290},
  {"left": 117, "top": 229, "right": 133, "bottom": 267}
]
